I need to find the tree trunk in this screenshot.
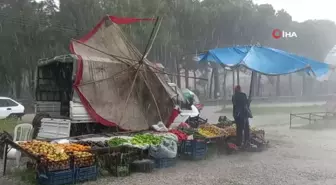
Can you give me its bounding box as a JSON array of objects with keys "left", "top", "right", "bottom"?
[
  {"left": 213, "top": 67, "right": 219, "bottom": 99},
  {"left": 319, "top": 81, "right": 323, "bottom": 95},
  {"left": 249, "top": 71, "right": 257, "bottom": 98},
  {"left": 236, "top": 68, "right": 240, "bottom": 85},
  {"left": 309, "top": 78, "right": 314, "bottom": 96},
  {"left": 289, "top": 74, "right": 293, "bottom": 96},
  {"left": 232, "top": 70, "right": 235, "bottom": 94},
  {"left": 184, "top": 68, "right": 189, "bottom": 89},
  {"left": 193, "top": 70, "right": 197, "bottom": 90},
  {"left": 209, "top": 68, "right": 214, "bottom": 99},
  {"left": 253, "top": 73, "right": 258, "bottom": 96},
  {"left": 15, "top": 74, "right": 22, "bottom": 98},
  {"left": 256, "top": 74, "right": 262, "bottom": 96},
  {"left": 10, "top": 81, "right": 15, "bottom": 98},
  {"left": 276, "top": 76, "right": 280, "bottom": 96},
  {"left": 302, "top": 74, "right": 306, "bottom": 96},
  {"left": 29, "top": 68, "right": 35, "bottom": 97},
  {"left": 203, "top": 85, "right": 207, "bottom": 96},
  {"left": 222, "top": 69, "right": 227, "bottom": 100},
  {"left": 175, "top": 59, "right": 181, "bottom": 88}
]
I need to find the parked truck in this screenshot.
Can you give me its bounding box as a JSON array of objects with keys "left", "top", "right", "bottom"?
[{"left": 32, "top": 55, "right": 105, "bottom": 138}]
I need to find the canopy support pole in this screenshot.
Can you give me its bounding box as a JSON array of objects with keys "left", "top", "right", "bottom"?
[
  {"left": 232, "top": 70, "right": 235, "bottom": 93},
  {"left": 248, "top": 71, "right": 256, "bottom": 104},
  {"left": 140, "top": 16, "right": 161, "bottom": 62},
  {"left": 237, "top": 68, "right": 240, "bottom": 85}
]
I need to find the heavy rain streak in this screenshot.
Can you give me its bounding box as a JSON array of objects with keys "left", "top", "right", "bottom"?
[{"left": 1, "top": 0, "right": 336, "bottom": 185}]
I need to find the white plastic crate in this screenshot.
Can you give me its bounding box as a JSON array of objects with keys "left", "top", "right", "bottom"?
[{"left": 37, "top": 118, "right": 71, "bottom": 139}]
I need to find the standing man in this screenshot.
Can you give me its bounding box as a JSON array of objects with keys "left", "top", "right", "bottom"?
[{"left": 232, "top": 85, "right": 251, "bottom": 148}]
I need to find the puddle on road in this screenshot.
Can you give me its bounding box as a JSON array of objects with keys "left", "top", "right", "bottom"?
[
  {"left": 267, "top": 140, "right": 295, "bottom": 149},
  {"left": 297, "top": 171, "right": 324, "bottom": 181},
  {"left": 280, "top": 152, "right": 316, "bottom": 161}
]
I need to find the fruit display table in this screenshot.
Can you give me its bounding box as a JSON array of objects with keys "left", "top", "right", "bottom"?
[
  {"left": 1, "top": 135, "right": 141, "bottom": 175},
  {"left": 2, "top": 138, "right": 39, "bottom": 175},
  {"left": 0, "top": 124, "right": 268, "bottom": 185}
]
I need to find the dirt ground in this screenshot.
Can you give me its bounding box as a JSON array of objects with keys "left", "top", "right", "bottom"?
[{"left": 2, "top": 105, "right": 336, "bottom": 185}]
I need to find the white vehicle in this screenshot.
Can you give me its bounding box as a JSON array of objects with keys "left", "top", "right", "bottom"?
[
  {"left": 0, "top": 97, "right": 25, "bottom": 119},
  {"left": 33, "top": 55, "right": 178, "bottom": 138}
]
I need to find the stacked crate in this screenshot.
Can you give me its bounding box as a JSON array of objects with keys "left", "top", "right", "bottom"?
[{"left": 180, "top": 140, "right": 207, "bottom": 160}]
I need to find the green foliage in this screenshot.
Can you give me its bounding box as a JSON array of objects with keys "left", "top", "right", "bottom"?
[
  {"left": 1, "top": 0, "right": 336, "bottom": 97},
  {"left": 0, "top": 118, "right": 20, "bottom": 134}
]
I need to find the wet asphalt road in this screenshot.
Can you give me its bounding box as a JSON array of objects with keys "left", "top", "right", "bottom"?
[
  {"left": 86, "top": 105, "right": 336, "bottom": 185},
  {"left": 3, "top": 105, "right": 336, "bottom": 185}
]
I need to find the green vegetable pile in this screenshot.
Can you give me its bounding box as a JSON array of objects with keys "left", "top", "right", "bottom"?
[
  {"left": 108, "top": 138, "right": 130, "bottom": 146},
  {"left": 178, "top": 128, "right": 205, "bottom": 139},
  {"left": 130, "top": 134, "right": 163, "bottom": 146}
]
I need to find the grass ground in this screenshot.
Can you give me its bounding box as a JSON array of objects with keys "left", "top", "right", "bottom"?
[
  {"left": 11, "top": 168, "right": 36, "bottom": 184},
  {"left": 0, "top": 118, "right": 21, "bottom": 134},
  {"left": 0, "top": 119, "right": 33, "bottom": 184}
]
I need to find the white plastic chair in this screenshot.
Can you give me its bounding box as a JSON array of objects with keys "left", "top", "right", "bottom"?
[
  {"left": 13, "top": 123, "right": 33, "bottom": 142},
  {"left": 6, "top": 123, "right": 33, "bottom": 167}
]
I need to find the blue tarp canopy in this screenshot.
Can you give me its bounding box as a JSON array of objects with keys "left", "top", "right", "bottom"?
[{"left": 197, "top": 46, "right": 332, "bottom": 77}]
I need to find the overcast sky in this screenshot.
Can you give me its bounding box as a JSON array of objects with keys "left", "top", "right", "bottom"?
[
  {"left": 253, "top": 0, "right": 335, "bottom": 22},
  {"left": 35, "top": 0, "right": 335, "bottom": 23}
]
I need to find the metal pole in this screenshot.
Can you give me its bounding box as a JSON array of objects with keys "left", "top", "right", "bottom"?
[
  {"left": 3, "top": 142, "right": 8, "bottom": 176},
  {"left": 237, "top": 68, "right": 240, "bottom": 85},
  {"left": 209, "top": 69, "right": 214, "bottom": 98},
  {"left": 140, "top": 16, "right": 162, "bottom": 62},
  {"left": 248, "top": 71, "right": 256, "bottom": 103},
  {"left": 232, "top": 70, "right": 235, "bottom": 93},
  {"left": 290, "top": 113, "right": 292, "bottom": 128}
]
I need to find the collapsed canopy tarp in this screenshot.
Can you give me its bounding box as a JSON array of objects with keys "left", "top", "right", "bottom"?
[
  {"left": 197, "top": 46, "right": 332, "bottom": 78},
  {"left": 69, "top": 15, "right": 175, "bottom": 131}
]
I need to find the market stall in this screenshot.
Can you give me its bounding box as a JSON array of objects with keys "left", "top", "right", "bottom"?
[
  {"left": 1, "top": 114, "right": 274, "bottom": 185},
  {"left": 216, "top": 117, "right": 268, "bottom": 152},
  {"left": 1, "top": 133, "right": 163, "bottom": 179},
  {"left": 197, "top": 45, "right": 332, "bottom": 101},
  {"left": 195, "top": 45, "right": 333, "bottom": 149},
  {"left": 3, "top": 17, "right": 324, "bottom": 185}
]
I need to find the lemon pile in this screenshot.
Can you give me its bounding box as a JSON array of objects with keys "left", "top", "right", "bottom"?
[{"left": 198, "top": 124, "right": 225, "bottom": 138}]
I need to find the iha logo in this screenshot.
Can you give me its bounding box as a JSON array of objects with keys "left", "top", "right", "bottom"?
[{"left": 272, "top": 29, "right": 298, "bottom": 39}]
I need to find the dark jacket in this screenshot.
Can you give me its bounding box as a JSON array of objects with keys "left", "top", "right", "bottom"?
[{"left": 232, "top": 92, "right": 249, "bottom": 119}]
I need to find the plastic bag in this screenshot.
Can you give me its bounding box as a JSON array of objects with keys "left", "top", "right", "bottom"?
[
  {"left": 152, "top": 121, "right": 169, "bottom": 132},
  {"left": 149, "top": 137, "right": 177, "bottom": 158},
  {"left": 51, "top": 139, "right": 70, "bottom": 144}
]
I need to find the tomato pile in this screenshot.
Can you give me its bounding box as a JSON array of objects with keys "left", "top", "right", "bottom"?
[{"left": 169, "top": 129, "right": 188, "bottom": 141}]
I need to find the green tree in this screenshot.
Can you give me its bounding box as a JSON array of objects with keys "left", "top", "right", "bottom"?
[{"left": 1, "top": 0, "right": 336, "bottom": 99}]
